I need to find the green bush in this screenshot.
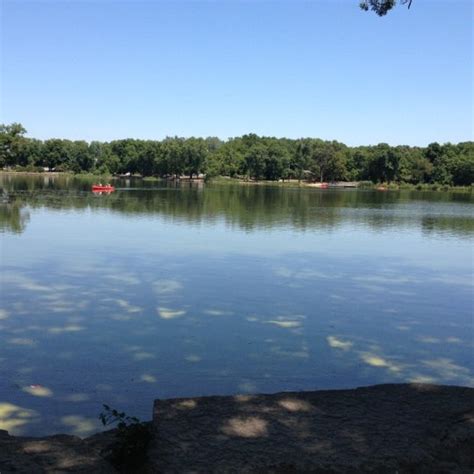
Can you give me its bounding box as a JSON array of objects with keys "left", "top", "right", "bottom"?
[
  {"left": 99, "top": 405, "right": 152, "bottom": 472},
  {"left": 14, "top": 165, "right": 44, "bottom": 173}
]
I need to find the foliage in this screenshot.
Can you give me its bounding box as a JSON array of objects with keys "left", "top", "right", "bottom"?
[
  {"left": 0, "top": 123, "right": 27, "bottom": 168},
  {"left": 1, "top": 123, "right": 473, "bottom": 187},
  {"left": 99, "top": 404, "right": 152, "bottom": 472},
  {"left": 360, "top": 0, "right": 412, "bottom": 16}
]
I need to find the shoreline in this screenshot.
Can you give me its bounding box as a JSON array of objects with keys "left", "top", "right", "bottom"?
[
  {"left": 1, "top": 171, "right": 472, "bottom": 192},
  {"left": 1, "top": 383, "right": 473, "bottom": 473}
]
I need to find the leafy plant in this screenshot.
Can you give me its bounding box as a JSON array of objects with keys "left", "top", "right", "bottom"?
[
  {"left": 100, "top": 404, "right": 140, "bottom": 429},
  {"left": 99, "top": 404, "right": 152, "bottom": 472}
]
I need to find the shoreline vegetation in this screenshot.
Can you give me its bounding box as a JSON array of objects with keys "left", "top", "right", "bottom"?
[
  {"left": 1, "top": 170, "right": 473, "bottom": 193},
  {"left": 1, "top": 123, "right": 473, "bottom": 189}
]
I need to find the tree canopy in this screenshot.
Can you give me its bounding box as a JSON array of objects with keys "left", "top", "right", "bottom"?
[
  {"left": 1, "top": 123, "right": 473, "bottom": 186},
  {"left": 360, "top": 0, "right": 412, "bottom": 16}
]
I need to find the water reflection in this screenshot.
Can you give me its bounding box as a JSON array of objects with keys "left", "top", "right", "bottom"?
[
  {"left": 0, "top": 203, "right": 30, "bottom": 233},
  {"left": 1, "top": 174, "right": 473, "bottom": 237},
  {"left": 0, "top": 175, "right": 472, "bottom": 437}
]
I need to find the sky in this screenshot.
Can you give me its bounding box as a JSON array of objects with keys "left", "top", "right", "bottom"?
[{"left": 0, "top": 0, "right": 472, "bottom": 146}]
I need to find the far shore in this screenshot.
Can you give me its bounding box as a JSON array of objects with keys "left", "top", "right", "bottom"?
[{"left": 1, "top": 170, "right": 473, "bottom": 192}]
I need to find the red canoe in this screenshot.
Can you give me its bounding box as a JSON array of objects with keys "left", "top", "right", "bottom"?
[{"left": 92, "top": 185, "right": 115, "bottom": 192}]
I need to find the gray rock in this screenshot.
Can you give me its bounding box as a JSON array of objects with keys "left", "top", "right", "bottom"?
[
  {"left": 150, "top": 384, "right": 474, "bottom": 473},
  {"left": 0, "top": 431, "right": 117, "bottom": 473},
  {"left": 2, "top": 384, "right": 472, "bottom": 473}
]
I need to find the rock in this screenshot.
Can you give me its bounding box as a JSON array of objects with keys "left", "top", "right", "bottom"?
[
  {"left": 150, "top": 383, "right": 474, "bottom": 473},
  {"left": 0, "top": 430, "right": 117, "bottom": 473},
  {"left": 2, "top": 384, "right": 473, "bottom": 473}
]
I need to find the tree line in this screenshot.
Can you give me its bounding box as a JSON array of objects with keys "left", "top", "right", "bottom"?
[{"left": 1, "top": 123, "right": 473, "bottom": 186}]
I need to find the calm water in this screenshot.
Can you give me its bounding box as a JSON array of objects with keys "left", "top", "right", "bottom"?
[{"left": 0, "top": 174, "right": 473, "bottom": 436}]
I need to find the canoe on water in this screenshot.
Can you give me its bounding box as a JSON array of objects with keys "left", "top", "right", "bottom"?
[{"left": 92, "top": 185, "right": 115, "bottom": 192}]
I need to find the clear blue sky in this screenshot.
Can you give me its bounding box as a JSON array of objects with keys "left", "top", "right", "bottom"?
[{"left": 1, "top": 0, "right": 472, "bottom": 146}]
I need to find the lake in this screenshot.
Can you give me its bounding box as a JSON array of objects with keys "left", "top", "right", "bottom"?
[{"left": 0, "top": 174, "right": 473, "bottom": 436}]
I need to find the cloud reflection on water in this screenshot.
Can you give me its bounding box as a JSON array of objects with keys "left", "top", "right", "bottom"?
[{"left": 0, "top": 180, "right": 472, "bottom": 437}]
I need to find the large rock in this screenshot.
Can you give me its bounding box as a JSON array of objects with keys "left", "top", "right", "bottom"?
[
  {"left": 2, "top": 384, "right": 473, "bottom": 473},
  {"left": 150, "top": 384, "right": 474, "bottom": 473},
  {"left": 0, "top": 429, "right": 117, "bottom": 473}
]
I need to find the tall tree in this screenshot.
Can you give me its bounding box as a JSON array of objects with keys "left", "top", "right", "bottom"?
[
  {"left": 0, "top": 123, "right": 27, "bottom": 167},
  {"left": 305, "top": 141, "right": 348, "bottom": 183},
  {"left": 244, "top": 143, "right": 267, "bottom": 180},
  {"left": 368, "top": 143, "right": 401, "bottom": 183},
  {"left": 42, "top": 139, "right": 73, "bottom": 170},
  {"left": 184, "top": 138, "right": 208, "bottom": 179},
  {"left": 70, "top": 141, "right": 94, "bottom": 173},
  {"left": 294, "top": 139, "right": 311, "bottom": 182}
]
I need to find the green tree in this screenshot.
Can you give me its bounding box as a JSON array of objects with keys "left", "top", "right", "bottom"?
[
  {"left": 244, "top": 143, "right": 267, "bottom": 180},
  {"left": 368, "top": 143, "right": 401, "bottom": 183},
  {"left": 183, "top": 138, "right": 208, "bottom": 179},
  {"left": 294, "top": 139, "right": 311, "bottom": 182},
  {"left": 207, "top": 144, "right": 244, "bottom": 178},
  {"left": 398, "top": 147, "right": 432, "bottom": 184},
  {"left": 347, "top": 147, "right": 371, "bottom": 181},
  {"left": 360, "top": 0, "right": 412, "bottom": 16},
  {"left": 425, "top": 142, "right": 443, "bottom": 164},
  {"left": 69, "top": 141, "right": 94, "bottom": 173},
  {"left": 452, "top": 142, "right": 474, "bottom": 186},
  {"left": 42, "top": 139, "right": 73, "bottom": 170},
  {"left": 430, "top": 144, "right": 455, "bottom": 184},
  {"left": 307, "top": 140, "right": 347, "bottom": 183},
  {"left": 0, "top": 123, "right": 28, "bottom": 167},
  {"left": 137, "top": 141, "right": 161, "bottom": 176},
  {"left": 263, "top": 141, "right": 290, "bottom": 181},
  {"left": 94, "top": 142, "right": 120, "bottom": 174},
  {"left": 162, "top": 138, "right": 185, "bottom": 178},
  {"left": 451, "top": 155, "right": 474, "bottom": 186}
]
